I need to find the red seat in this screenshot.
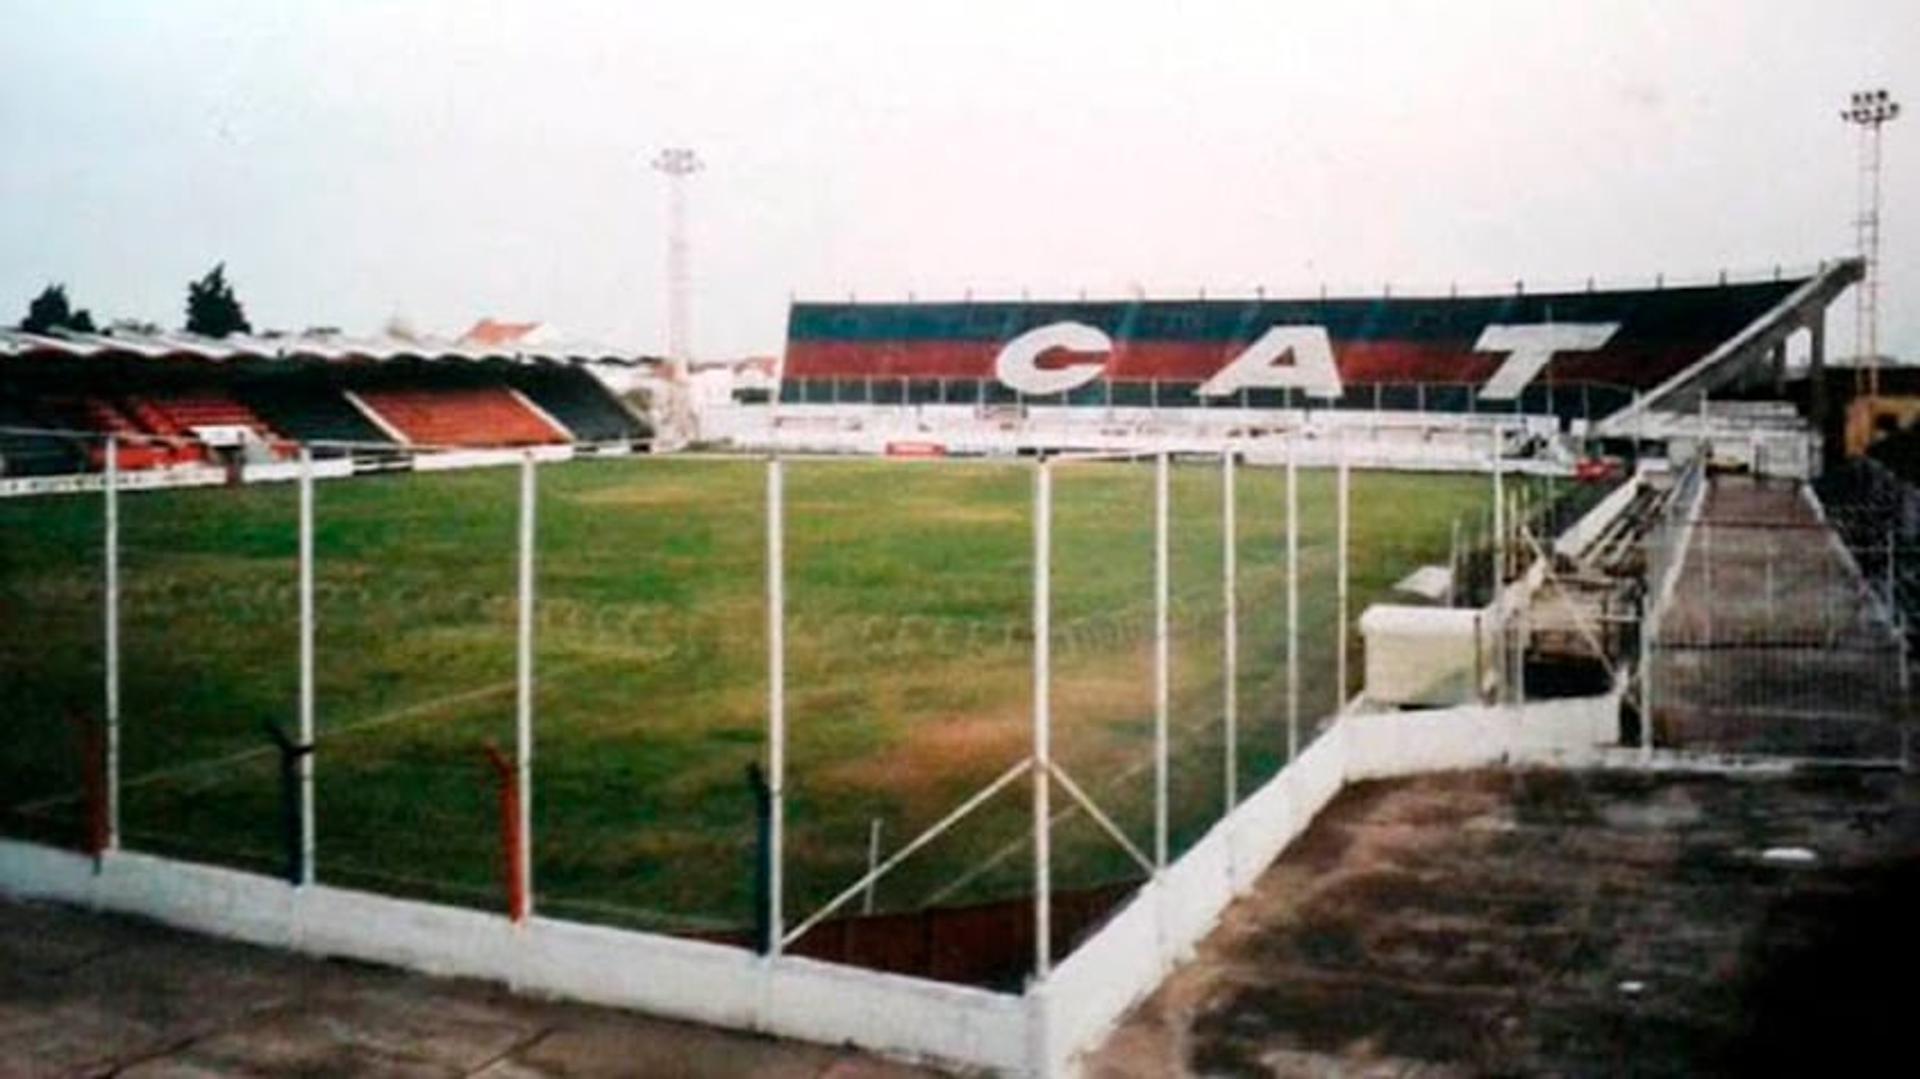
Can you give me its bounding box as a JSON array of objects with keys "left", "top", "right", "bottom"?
[
  {"left": 125, "top": 391, "right": 287, "bottom": 460},
  {"left": 355, "top": 386, "right": 566, "bottom": 447}
]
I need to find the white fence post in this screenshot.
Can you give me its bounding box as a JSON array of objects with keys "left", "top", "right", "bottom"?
[
  {"left": 1448, "top": 517, "right": 1461, "bottom": 606},
  {"left": 104, "top": 435, "right": 120, "bottom": 851},
  {"left": 1153, "top": 452, "right": 1170, "bottom": 871},
  {"left": 863, "top": 818, "right": 882, "bottom": 916},
  {"left": 1512, "top": 606, "right": 1527, "bottom": 707},
  {"left": 1641, "top": 532, "right": 1656, "bottom": 761},
  {"left": 298, "top": 447, "right": 316, "bottom": 885},
  {"left": 767, "top": 456, "right": 787, "bottom": 956},
  {"left": 1492, "top": 426, "right": 1506, "bottom": 585},
  {"left": 1222, "top": 448, "right": 1238, "bottom": 813},
  {"left": 1336, "top": 434, "right": 1350, "bottom": 711},
  {"left": 1032, "top": 457, "right": 1052, "bottom": 979},
  {"left": 1286, "top": 435, "right": 1299, "bottom": 760},
  {"left": 1702, "top": 513, "right": 1713, "bottom": 646},
  {"left": 515, "top": 452, "right": 537, "bottom": 916}
]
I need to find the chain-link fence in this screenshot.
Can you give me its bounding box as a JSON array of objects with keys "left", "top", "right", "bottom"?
[
  {"left": 0, "top": 481, "right": 104, "bottom": 851},
  {"left": 0, "top": 430, "right": 1500, "bottom": 984},
  {"left": 1818, "top": 456, "right": 1920, "bottom": 655},
  {"left": 1645, "top": 469, "right": 1909, "bottom": 760}
]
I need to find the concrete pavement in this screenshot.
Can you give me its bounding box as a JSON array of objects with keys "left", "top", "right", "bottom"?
[{"left": 0, "top": 896, "right": 951, "bottom": 1079}]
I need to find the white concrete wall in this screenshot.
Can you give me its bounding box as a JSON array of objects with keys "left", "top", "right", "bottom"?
[
  {"left": 1038, "top": 724, "right": 1352, "bottom": 1076},
  {"left": 0, "top": 442, "right": 608, "bottom": 499},
  {"left": 0, "top": 841, "right": 1028, "bottom": 1075},
  {"left": 413, "top": 445, "right": 575, "bottom": 471},
  {"left": 1036, "top": 886, "right": 1164, "bottom": 1074},
  {"left": 714, "top": 403, "right": 1572, "bottom": 475},
  {"left": 0, "top": 464, "right": 226, "bottom": 499},
  {"left": 240, "top": 457, "right": 356, "bottom": 484},
  {"left": 1344, "top": 693, "right": 1619, "bottom": 781}
]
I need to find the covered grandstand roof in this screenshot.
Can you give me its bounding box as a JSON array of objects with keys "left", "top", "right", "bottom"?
[{"left": 0, "top": 326, "right": 656, "bottom": 366}]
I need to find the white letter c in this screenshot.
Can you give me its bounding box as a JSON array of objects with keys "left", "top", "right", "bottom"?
[{"left": 993, "top": 321, "right": 1112, "bottom": 396}]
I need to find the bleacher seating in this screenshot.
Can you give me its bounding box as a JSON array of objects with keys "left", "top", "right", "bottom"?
[
  {"left": 354, "top": 385, "right": 566, "bottom": 447},
  {"left": 505, "top": 367, "right": 649, "bottom": 443},
  {"left": 129, "top": 390, "right": 275, "bottom": 438},
  {"left": 33, "top": 396, "right": 178, "bottom": 469},
  {"left": 236, "top": 378, "right": 391, "bottom": 454},
  {"left": 125, "top": 390, "right": 287, "bottom": 459}
]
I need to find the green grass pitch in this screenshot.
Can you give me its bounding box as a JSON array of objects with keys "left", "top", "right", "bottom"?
[{"left": 0, "top": 455, "right": 1499, "bottom": 932}]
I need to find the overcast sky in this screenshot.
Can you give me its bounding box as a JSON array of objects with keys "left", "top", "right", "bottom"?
[{"left": 1, "top": 1, "right": 1913, "bottom": 361}]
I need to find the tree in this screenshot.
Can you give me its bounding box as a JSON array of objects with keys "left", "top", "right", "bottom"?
[
  {"left": 185, "top": 263, "right": 251, "bottom": 338},
  {"left": 19, "top": 283, "right": 95, "bottom": 334}
]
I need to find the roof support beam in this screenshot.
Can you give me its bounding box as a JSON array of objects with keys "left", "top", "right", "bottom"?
[{"left": 1597, "top": 258, "right": 1863, "bottom": 435}]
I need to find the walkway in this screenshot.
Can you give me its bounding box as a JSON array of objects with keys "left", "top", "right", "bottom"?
[
  {"left": 1653, "top": 474, "right": 1907, "bottom": 758},
  {"left": 0, "top": 897, "right": 944, "bottom": 1078}
]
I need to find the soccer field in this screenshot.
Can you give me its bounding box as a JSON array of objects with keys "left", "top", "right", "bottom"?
[{"left": 0, "top": 455, "right": 1499, "bottom": 933}]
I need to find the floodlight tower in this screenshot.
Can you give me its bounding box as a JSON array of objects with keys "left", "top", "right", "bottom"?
[
  {"left": 1842, "top": 89, "right": 1900, "bottom": 400},
  {"left": 652, "top": 147, "right": 703, "bottom": 443}
]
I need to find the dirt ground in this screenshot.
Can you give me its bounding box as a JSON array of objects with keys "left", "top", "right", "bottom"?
[
  {"left": 0, "top": 897, "right": 949, "bottom": 1079},
  {"left": 1085, "top": 767, "right": 1920, "bottom": 1077}
]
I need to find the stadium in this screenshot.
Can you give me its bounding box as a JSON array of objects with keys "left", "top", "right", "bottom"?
[{"left": 3, "top": 238, "right": 1914, "bottom": 1074}]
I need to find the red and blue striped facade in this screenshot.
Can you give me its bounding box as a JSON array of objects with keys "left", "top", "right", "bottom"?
[{"left": 781, "top": 278, "right": 1801, "bottom": 421}]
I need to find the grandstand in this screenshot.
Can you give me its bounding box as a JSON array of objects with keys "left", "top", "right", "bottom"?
[
  {"left": 0, "top": 329, "right": 652, "bottom": 481},
  {"left": 723, "top": 262, "right": 1864, "bottom": 471}
]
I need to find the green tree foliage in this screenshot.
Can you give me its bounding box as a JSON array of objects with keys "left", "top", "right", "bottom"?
[
  {"left": 185, "top": 263, "right": 251, "bottom": 338},
  {"left": 19, "top": 283, "right": 95, "bottom": 334}
]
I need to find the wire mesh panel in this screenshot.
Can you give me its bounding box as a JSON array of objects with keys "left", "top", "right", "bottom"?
[
  {"left": 529, "top": 455, "right": 767, "bottom": 934},
  {"left": 1230, "top": 458, "right": 1294, "bottom": 799},
  {"left": 1292, "top": 460, "right": 1345, "bottom": 733},
  {"left": 116, "top": 453, "right": 298, "bottom": 875},
  {"left": 1045, "top": 456, "right": 1156, "bottom": 889},
  {"left": 781, "top": 457, "right": 1034, "bottom": 927},
  {"left": 0, "top": 448, "right": 106, "bottom": 850},
  {"left": 1167, "top": 459, "right": 1232, "bottom": 862},
  {"left": 1819, "top": 456, "right": 1920, "bottom": 660},
  {"left": 1650, "top": 474, "right": 1909, "bottom": 760},
  {"left": 310, "top": 456, "right": 521, "bottom": 909}
]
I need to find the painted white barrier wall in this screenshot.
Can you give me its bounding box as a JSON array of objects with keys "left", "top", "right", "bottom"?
[
  {"left": 1038, "top": 723, "right": 1351, "bottom": 1075},
  {"left": 0, "top": 841, "right": 1028, "bottom": 1074},
  {"left": 0, "top": 441, "right": 624, "bottom": 499},
  {"left": 1344, "top": 693, "right": 1618, "bottom": 781},
  {"left": 241, "top": 457, "right": 356, "bottom": 485},
  {"left": 413, "top": 445, "right": 576, "bottom": 471}
]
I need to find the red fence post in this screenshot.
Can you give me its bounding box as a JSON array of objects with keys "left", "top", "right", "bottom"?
[
  {"left": 482, "top": 743, "right": 527, "bottom": 923},
  {"left": 68, "top": 711, "right": 108, "bottom": 860}
]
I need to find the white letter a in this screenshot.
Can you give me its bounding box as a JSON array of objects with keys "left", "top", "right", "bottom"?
[{"left": 1197, "top": 326, "right": 1342, "bottom": 398}]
